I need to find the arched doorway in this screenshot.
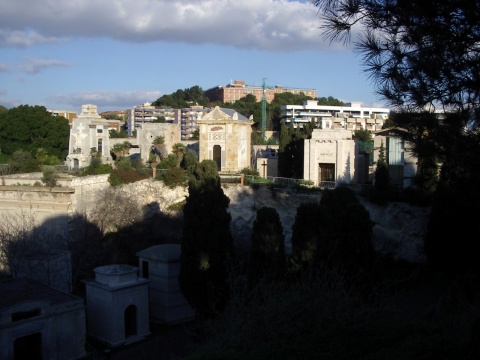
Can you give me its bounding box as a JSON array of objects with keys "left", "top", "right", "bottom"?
[
  {"left": 124, "top": 305, "right": 137, "bottom": 338},
  {"left": 73, "top": 158, "right": 79, "bottom": 170},
  {"left": 213, "top": 145, "right": 221, "bottom": 170}
]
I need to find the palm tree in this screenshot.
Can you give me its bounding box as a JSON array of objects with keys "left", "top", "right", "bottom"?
[
  {"left": 172, "top": 143, "right": 186, "bottom": 167},
  {"left": 153, "top": 136, "right": 167, "bottom": 160}
]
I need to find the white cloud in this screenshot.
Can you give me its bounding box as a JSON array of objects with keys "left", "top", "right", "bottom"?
[
  {"left": 0, "top": 0, "right": 337, "bottom": 52},
  {"left": 0, "top": 30, "right": 65, "bottom": 47},
  {"left": 48, "top": 90, "right": 163, "bottom": 111},
  {"left": 18, "top": 57, "right": 71, "bottom": 74}
]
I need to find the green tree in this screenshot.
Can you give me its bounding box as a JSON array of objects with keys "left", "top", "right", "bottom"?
[
  {"left": 152, "top": 85, "right": 210, "bottom": 108},
  {"left": 181, "top": 149, "right": 198, "bottom": 175},
  {"left": 316, "top": 96, "right": 345, "bottom": 106},
  {"left": 179, "top": 160, "right": 234, "bottom": 318},
  {"left": 41, "top": 167, "right": 58, "bottom": 187},
  {"left": 248, "top": 207, "right": 286, "bottom": 287},
  {"left": 8, "top": 149, "right": 40, "bottom": 173},
  {"left": 172, "top": 143, "right": 186, "bottom": 167},
  {"left": 0, "top": 105, "right": 69, "bottom": 159},
  {"left": 291, "top": 202, "right": 322, "bottom": 271},
  {"left": 312, "top": 1, "right": 480, "bottom": 276},
  {"left": 317, "top": 187, "right": 374, "bottom": 280}
]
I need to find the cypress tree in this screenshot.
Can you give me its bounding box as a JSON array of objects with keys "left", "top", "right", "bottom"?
[
  {"left": 248, "top": 207, "right": 286, "bottom": 287},
  {"left": 179, "top": 160, "right": 234, "bottom": 318}
]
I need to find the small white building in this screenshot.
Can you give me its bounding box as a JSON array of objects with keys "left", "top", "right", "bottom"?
[
  {"left": 303, "top": 129, "right": 356, "bottom": 186},
  {"left": 66, "top": 104, "right": 113, "bottom": 169},
  {"left": 85, "top": 264, "right": 150, "bottom": 347},
  {"left": 137, "top": 244, "right": 195, "bottom": 325},
  {"left": 197, "top": 106, "right": 253, "bottom": 172}
]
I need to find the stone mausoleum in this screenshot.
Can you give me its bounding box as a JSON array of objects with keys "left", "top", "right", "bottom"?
[
  {"left": 197, "top": 106, "right": 253, "bottom": 172},
  {"left": 85, "top": 264, "right": 150, "bottom": 347},
  {"left": 303, "top": 129, "right": 356, "bottom": 185}
]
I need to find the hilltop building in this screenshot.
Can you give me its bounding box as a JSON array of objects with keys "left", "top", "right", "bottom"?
[
  {"left": 205, "top": 80, "right": 316, "bottom": 104},
  {"left": 281, "top": 100, "right": 389, "bottom": 131}
]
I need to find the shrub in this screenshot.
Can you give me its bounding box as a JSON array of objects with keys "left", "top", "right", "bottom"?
[
  {"left": 41, "top": 167, "right": 58, "bottom": 187},
  {"left": 162, "top": 167, "right": 188, "bottom": 188},
  {"left": 248, "top": 207, "right": 286, "bottom": 287}
]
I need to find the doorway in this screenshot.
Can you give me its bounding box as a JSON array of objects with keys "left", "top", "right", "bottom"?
[
  {"left": 213, "top": 145, "right": 221, "bottom": 170},
  {"left": 124, "top": 305, "right": 137, "bottom": 338},
  {"left": 14, "top": 332, "right": 42, "bottom": 360},
  {"left": 319, "top": 163, "right": 335, "bottom": 182}
]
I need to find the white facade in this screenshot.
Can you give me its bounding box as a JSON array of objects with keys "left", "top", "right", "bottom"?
[
  {"left": 281, "top": 100, "right": 389, "bottom": 132},
  {"left": 303, "top": 129, "right": 356, "bottom": 185},
  {"left": 66, "top": 104, "right": 113, "bottom": 169},
  {"left": 85, "top": 264, "right": 150, "bottom": 347},
  {"left": 198, "top": 107, "right": 253, "bottom": 172}
]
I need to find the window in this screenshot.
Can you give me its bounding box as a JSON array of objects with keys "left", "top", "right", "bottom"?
[{"left": 12, "top": 308, "right": 41, "bottom": 322}]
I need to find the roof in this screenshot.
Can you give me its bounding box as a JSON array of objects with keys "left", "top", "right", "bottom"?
[
  {"left": 0, "top": 278, "right": 82, "bottom": 311},
  {"left": 200, "top": 106, "right": 250, "bottom": 122}
]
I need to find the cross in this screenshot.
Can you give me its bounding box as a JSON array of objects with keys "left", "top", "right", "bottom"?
[{"left": 261, "top": 160, "right": 268, "bottom": 178}]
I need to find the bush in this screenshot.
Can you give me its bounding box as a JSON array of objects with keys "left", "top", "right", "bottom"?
[
  {"left": 248, "top": 207, "right": 286, "bottom": 287},
  {"left": 108, "top": 167, "right": 148, "bottom": 186},
  {"left": 162, "top": 167, "right": 188, "bottom": 188},
  {"left": 41, "top": 167, "right": 58, "bottom": 187}
]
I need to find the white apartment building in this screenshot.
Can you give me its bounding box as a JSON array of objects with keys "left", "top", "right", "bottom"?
[
  {"left": 127, "top": 103, "right": 180, "bottom": 136},
  {"left": 280, "top": 100, "right": 389, "bottom": 132},
  {"left": 181, "top": 106, "right": 210, "bottom": 140}
]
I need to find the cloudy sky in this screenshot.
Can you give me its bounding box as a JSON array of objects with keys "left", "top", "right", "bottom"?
[{"left": 0, "top": 0, "right": 386, "bottom": 113}]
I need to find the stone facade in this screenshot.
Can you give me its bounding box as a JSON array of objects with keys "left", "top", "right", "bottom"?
[
  {"left": 85, "top": 264, "right": 150, "bottom": 347},
  {"left": 198, "top": 107, "right": 253, "bottom": 172},
  {"left": 303, "top": 129, "right": 356, "bottom": 185},
  {"left": 136, "top": 122, "right": 181, "bottom": 164},
  {"left": 66, "top": 104, "right": 113, "bottom": 169},
  {"left": 0, "top": 278, "right": 86, "bottom": 360}
]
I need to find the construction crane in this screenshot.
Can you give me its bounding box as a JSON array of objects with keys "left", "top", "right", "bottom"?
[{"left": 261, "top": 78, "right": 267, "bottom": 141}]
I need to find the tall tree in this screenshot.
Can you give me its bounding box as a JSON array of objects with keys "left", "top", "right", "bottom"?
[
  {"left": 312, "top": 0, "right": 480, "bottom": 274},
  {"left": 0, "top": 105, "right": 69, "bottom": 160},
  {"left": 179, "top": 160, "right": 234, "bottom": 318},
  {"left": 248, "top": 207, "right": 286, "bottom": 286}
]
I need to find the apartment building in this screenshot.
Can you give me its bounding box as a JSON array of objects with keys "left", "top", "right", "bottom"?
[
  {"left": 205, "top": 80, "right": 317, "bottom": 104},
  {"left": 181, "top": 106, "right": 210, "bottom": 140},
  {"left": 280, "top": 100, "right": 389, "bottom": 132},
  {"left": 127, "top": 103, "right": 180, "bottom": 136}
]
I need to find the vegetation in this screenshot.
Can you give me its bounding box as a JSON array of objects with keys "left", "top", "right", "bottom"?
[
  {"left": 152, "top": 85, "right": 210, "bottom": 108},
  {"left": 312, "top": 0, "right": 480, "bottom": 276},
  {"left": 0, "top": 105, "right": 69, "bottom": 160},
  {"left": 41, "top": 167, "right": 58, "bottom": 187},
  {"left": 248, "top": 207, "right": 286, "bottom": 287},
  {"left": 108, "top": 157, "right": 148, "bottom": 186},
  {"left": 179, "top": 160, "right": 234, "bottom": 318}
]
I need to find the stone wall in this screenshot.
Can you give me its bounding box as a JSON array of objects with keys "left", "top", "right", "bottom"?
[{"left": 0, "top": 175, "right": 429, "bottom": 263}]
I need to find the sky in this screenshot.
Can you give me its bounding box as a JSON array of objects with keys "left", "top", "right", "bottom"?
[{"left": 0, "top": 0, "right": 387, "bottom": 113}]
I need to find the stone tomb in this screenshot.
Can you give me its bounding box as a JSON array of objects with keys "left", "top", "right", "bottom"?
[
  {"left": 137, "top": 244, "right": 195, "bottom": 324},
  {"left": 85, "top": 264, "right": 150, "bottom": 347},
  {"left": 303, "top": 129, "right": 356, "bottom": 185}
]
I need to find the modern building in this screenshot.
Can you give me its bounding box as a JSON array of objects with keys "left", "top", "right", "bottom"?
[
  {"left": 127, "top": 103, "right": 180, "bottom": 136},
  {"left": 281, "top": 100, "right": 389, "bottom": 131},
  {"left": 198, "top": 106, "right": 253, "bottom": 172},
  {"left": 47, "top": 109, "right": 78, "bottom": 123},
  {"left": 180, "top": 106, "right": 210, "bottom": 140},
  {"left": 205, "top": 80, "right": 317, "bottom": 104}
]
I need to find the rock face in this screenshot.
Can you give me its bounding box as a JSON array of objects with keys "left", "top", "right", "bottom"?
[{"left": 85, "top": 180, "right": 429, "bottom": 263}]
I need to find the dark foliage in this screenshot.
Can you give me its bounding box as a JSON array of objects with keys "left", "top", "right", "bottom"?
[
  {"left": 291, "top": 202, "right": 322, "bottom": 270},
  {"left": 0, "top": 105, "right": 69, "bottom": 159},
  {"left": 248, "top": 207, "right": 286, "bottom": 286},
  {"left": 179, "top": 160, "right": 234, "bottom": 318}
]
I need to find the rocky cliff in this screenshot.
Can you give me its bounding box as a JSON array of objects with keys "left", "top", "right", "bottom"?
[{"left": 82, "top": 179, "right": 429, "bottom": 263}]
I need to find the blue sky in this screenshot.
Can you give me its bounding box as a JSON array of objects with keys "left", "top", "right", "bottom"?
[{"left": 0, "top": 0, "right": 386, "bottom": 113}]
